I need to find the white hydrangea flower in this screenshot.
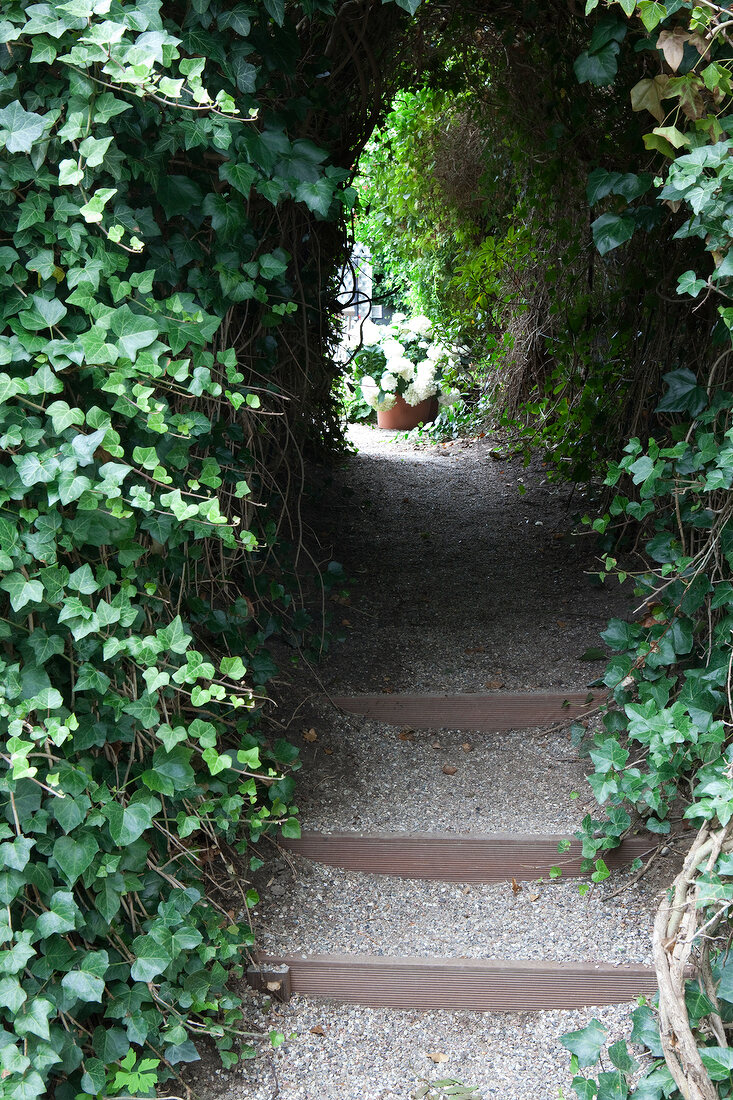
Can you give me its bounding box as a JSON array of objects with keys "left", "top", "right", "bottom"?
[
  {"left": 406, "top": 314, "right": 432, "bottom": 336},
  {"left": 426, "top": 342, "right": 448, "bottom": 362},
  {"left": 382, "top": 337, "right": 404, "bottom": 359},
  {"left": 380, "top": 371, "right": 398, "bottom": 393},
  {"left": 402, "top": 382, "right": 423, "bottom": 407},
  {"left": 376, "top": 391, "right": 397, "bottom": 411},
  {"left": 389, "top": 356, "right": 415, "bottom": 381},
  {"left": 391, "top": 311, "right": 406, "bottom": 324},
  {"left": 360, "top": 375, "right": 379, "bottom": 408}
]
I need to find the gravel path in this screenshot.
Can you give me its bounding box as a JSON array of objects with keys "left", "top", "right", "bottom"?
[{"left": 186, "top": 425, "right": 673, "bottom": 1100}]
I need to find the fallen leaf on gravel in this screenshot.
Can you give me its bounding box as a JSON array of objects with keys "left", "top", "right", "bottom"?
[
  {"left": 511, "top": 877, "right": 522, "bottom": 895},
  {"left": 324, "top": 748, "right": 333, "bottom": 755},
  {"left": 431, "top": 742, "right": 442, "bottom": 750},
  {"left": 310, "top": 1025, "right": 326, "bottom": 1036},
  {"left": 303, "top": 728, "right": 317, "bottom": 743},
  {"left": 464, "top": 646, "right": 485, "bottom": 654},
  {"left": 442, "top": 765, "right": 458, "bottom": 776},
  {"left": 398, "top": 729, "right": 415, "bottom": 741},
  {"left": 529, "top": 892, "right": 540, "bottom": 902},
  {"left": 381, "top": 687, "right": 394, "bottom": 694},
  {"left": 556, "top": 620, "right": 567, "bottom": 628},
  {"left": 580, "top": 647, "right": 606, "bottom": 662},
  {"left": 341, "top": 618, "right": 351, "bottom": 626},
  {"left": 485, "top": 679, "right": 504, "bottom": 690},
  {"left": 427, "top": 1052, "right": 449, "bottom": 1064},
  {"left": 461, "top": 742, "right": 472, "bottom": 752}
]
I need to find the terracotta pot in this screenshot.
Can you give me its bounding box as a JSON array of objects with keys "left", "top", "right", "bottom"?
[{"left": 377, "top": 393, "right": 439, "bottom": 430}]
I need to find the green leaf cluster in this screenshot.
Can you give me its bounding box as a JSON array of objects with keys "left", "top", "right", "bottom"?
[{"left": 0, "top": 0, "right": 397, "bottom": 1091}]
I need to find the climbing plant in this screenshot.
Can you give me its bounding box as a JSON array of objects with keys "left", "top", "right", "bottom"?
[
  {"left": 559, "top": 2, "right": 733, "bottom": 1097},
  {"left": 0, "top": 0, "right": 425, "bottom": 1097},
  {"left": 352, "top": 7, "right": 710, "bottom": 473}
]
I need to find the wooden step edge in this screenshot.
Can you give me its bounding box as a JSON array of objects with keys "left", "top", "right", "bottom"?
[
  {"left": 247, "top": 953, "right": 656, "bottom": 1011},
  {"left": 331, "top": 690, "right": 608, "bottom": 731},
  {"left": 281, "top": 832, "right": 655, "bottom": 882}
]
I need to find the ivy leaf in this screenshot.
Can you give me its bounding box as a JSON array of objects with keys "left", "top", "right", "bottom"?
[
  {"left": 590, "top": 738, "right": 629, "bottom": 773},
  {"left": 130, "top": 934, "right": 173, "bottom": 981},
  {"left": 75, "top": 663, "right": 111, "bottom": 693},
  {"left": 591, "top": 212, "right": 635, "bottom": 256},
  {"left": 630, "top": 1005, "right": 663, "bottom": 1056},
  {"left": 78, "top": 134, "right": 112, "bottom": 167},
  {"left": 281, "top": 817, "right": 301, "bottom": 839},
  {"left": 639, "top": 1, "right": 667, "bottom": 32},
  {"left": 71, "top": 428, "right": 106, "bottom": 466},
  {"left": 95, "top": 876, "right": 124, "bottom": 923},
  {"left": 560, "top": 1019, "right": 608, "bottom": 1067},
  {"left": 295, "top": 179, "right": 335, "bottom": 217},
  {"left": 14, "top": 997, "right": 54, "bottom": 1041},
  {"left": 110, "top": 307, "right": 159, "bottom": 361},
  {"left": 58, "top": 158, "right": 84, "bottom": 186},
  {"left": 68, "top": 563, "right": 98, "bottom": 594},
  {"left": 46, "top": 399, "right": 85, "bottom": 431},
  {"left": 630, "top": 76, "right": 669, "bottom": 123},
  {"left": 700, "top": 1047, "right": 733, "bottom": 1081},
  {"left": 608, "top": 1039, "right": 637, "bottom": 1073},
  {"left": 394, "top": 0, "right": 423, "bottom": 12},
  {"left": 677, "top": 270, "right": 706, "bottom": 298},
  {"left": 157, "top": 175, "right": 204, "bottom": 218},
  {"left": 0, "top": 101, "right": 47, "bottom": 153},
  {"left": 656, "top": 368, "right": 708, "bottom": 416},
  {"left": 262, "top": 0, "right": 285, "bottom": 23},
  {"left": 80, "top": 1059, "right": 106, "bottom": 1095},
  {"left": 220, "top": 655, "right": 247, "bottom": 679},
  {"left": 219, "top": 162, "right": 258, "bottom": 196},
  {"left": 105, "top": 800, "right": 159, "bottom": 846},
  {"left": 22, "top": 294, "right": 67, "bottom": 330},
  {"left": 53, "top": 834, "right": 99, "bottom": 885},
  {"left": 571, "top": 1079, "right": 596, "bottom": 1100},
  {"left": 0, "top": 976, "right": 27, "bottom": 1013},
  {"left": 62, "top": 968, "right": 105, "bottom": 1003},
  {"left": 0, "top": 573, "right": 44, "bottom": 611},
  {"left": 35, "top": 890, "right": 80, "bottom": 936},
  {"left": 574, "top": 41, "right": 620, "bottom": 87}
]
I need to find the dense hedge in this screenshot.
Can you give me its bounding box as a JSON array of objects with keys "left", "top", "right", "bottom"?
[{"left": 0, "top": 0, "right": 422, "bottom": 1096}]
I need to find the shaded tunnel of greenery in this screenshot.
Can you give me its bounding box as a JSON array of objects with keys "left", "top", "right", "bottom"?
[{"left": 2, "top": 0, "right": 733, "bottom": 1096}]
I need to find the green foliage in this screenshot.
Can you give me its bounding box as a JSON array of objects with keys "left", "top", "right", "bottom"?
[
  {"left": 562, "top": 1, "right": 733, "bottom": 1094},
  {"left": 354, "top": 83, "right": 522, "bottom": 373},
  {"left": 352, "top": 20, "right": 687, "bottom": 474},
  {"left": 0, "top": 0, "right": 430, "bottom": 1093}
]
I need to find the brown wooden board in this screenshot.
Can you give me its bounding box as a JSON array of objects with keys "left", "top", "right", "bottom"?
[
  {"left": 282, "top": 832, "right": 654, "bottom": 882},
  {"left": 254, "top": 953, "right": 655, "bottom": 1010},
  {"left": 332, "top": 691, "right": 607, "bottom": 731}
]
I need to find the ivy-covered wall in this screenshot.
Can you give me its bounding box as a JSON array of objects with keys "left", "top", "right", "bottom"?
[{"left": 0, "top": 0, "right": 420, "bottom": 1096}]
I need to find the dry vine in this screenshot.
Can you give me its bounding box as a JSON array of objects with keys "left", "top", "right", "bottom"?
[{"left": 653, "top": 821, "right": 733, "bottom": 1099}]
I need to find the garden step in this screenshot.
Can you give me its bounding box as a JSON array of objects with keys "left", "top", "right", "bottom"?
[
  {"left": 282, "top": 831, "right": 653, "bottom": 882},
  {"left": 332, "top": 690, "right": 607, "bottom": 730},
  {"left": 247, "top": 954, "right": 655, "bottom": 1010}
]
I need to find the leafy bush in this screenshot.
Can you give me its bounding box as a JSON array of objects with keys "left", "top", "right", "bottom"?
[
  {"left": 0, "top": 0, "right": 381, "bottom": 1094},
  {"left": 561, "top": 1, "right": 733, "bottom": 1095}
]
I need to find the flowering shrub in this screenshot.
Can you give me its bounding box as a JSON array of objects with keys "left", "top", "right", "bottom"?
[{"left": 344, "top": 313, "right": 462, "bottom": 417}]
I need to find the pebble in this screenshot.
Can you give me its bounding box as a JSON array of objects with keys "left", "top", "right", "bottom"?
[{"left": 185, "top": 424, "right": 667, "bottom": 1100}]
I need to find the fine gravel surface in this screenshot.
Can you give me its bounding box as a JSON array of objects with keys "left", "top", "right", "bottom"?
[
  {"left": 255, "top": 855, "right": 660, "bottom": 964},
  {"left": 185, "top": 425, "right": 678, "bottom": 1100}
]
